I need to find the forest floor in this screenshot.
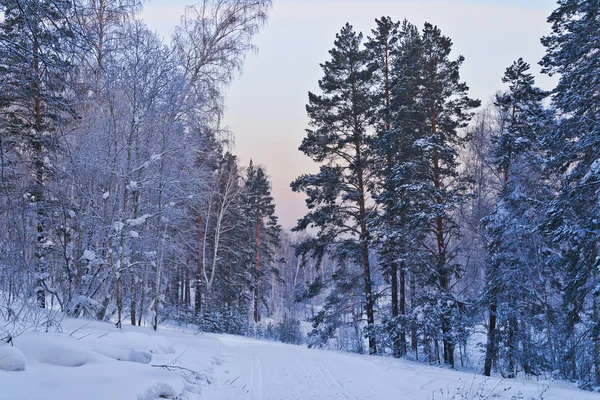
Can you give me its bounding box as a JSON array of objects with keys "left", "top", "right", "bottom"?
[{"left": 0, "top": 317, "right": 597, "bottom": 400}]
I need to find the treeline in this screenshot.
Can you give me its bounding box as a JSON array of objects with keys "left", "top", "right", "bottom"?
[
  {"left": 292, "top": 3, "right": 600, "bottom": 389},
  {"left": 0, "top": 0, "right": 297, "bottom": 337},
  {"left": 2, "top": 0, "right": 600, "bottom": 390}
]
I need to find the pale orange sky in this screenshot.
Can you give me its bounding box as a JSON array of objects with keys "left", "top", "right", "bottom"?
[{"left": 143, "top": 0, "right": 558, "bottom": 229}]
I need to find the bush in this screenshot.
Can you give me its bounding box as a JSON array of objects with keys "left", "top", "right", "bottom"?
[{"left": 277, "top": 314, "right": 304, "bottom": 345}]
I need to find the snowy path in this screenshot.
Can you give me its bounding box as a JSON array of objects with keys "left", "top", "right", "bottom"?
[
  {"left": 2, "top": 318, "right": 599, "bottom": 400},
  {"left": 203, "top": 334, "right": 597, "bottom": 400}
]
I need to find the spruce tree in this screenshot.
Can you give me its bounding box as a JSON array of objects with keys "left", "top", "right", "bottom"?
[
  {"left": 0, "top": 0, "right": 77, "bottom": 307},
  {"left": 291, "top": 23, "right": 379, "bottom": 354},
  {"left": 483, "top": 58, "right": 550, "bottom": 378},
  {"left": 540, "top": 0, "right": 600, "bottom": 385},
  {"left": 244, "top": 161, "right": 280, "bottom": 323}
]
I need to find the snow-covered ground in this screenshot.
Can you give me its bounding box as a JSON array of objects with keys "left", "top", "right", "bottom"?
[{"left": 0, "top": 318, "right": 597, "bottom": 400}]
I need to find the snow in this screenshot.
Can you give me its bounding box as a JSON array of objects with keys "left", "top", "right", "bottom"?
[
  {"left": 0, "top": 345, "right": 26, "bottom": 371},
  {"left": 17, "top": 332, "right": 95, "bottom": 367},
  {"left": 127, "top": 181, "right": 139, "bottom": 191},
  {"left": 127, "top": 214, "right": 151, "bottom": 227},
  {"left": 113, "top": 221, "right": 125, "bottom": 232},
  {"left": 81, "top": 250, "right": 96, "bottom": 261},
  {"left": 93, "top": 344, "right": 152, "bottom": 364},
  {"left": 0, "top": 317, "right": 598, "bottom": 400}
]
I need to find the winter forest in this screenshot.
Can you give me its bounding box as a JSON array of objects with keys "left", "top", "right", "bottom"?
[{"left": 2, "top": 0, "right": 600, "bottom": 398}]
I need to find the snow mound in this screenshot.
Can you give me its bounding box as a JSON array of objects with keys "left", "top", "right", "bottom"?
[
  {"left": 16, "top": 333, "right": 95, "bottom": 367},
  {"left": 0, "top": 344, "right": 26, "bottom": 371},
  {"left": 107, "top": 331, "right": 176, "bottom": 355},
  {"left": 136, "top": 382, "right": 179, "bottom": 400},
  {"left": 93, "top": 344, "right": 152, "bottom": 364}
]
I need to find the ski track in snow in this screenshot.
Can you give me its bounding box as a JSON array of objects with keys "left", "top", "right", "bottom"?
[
  {"left": 2, "top": 318, "right": 599, "bottom": 400},
  {"left": 202, "top": 334, "right": 598, "bottom": 400}
]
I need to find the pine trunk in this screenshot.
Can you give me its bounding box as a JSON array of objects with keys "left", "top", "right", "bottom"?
[
  {"left": 411, "top": 274, "right": 418, "bottom": 355},
  {"left": 358, "top": 180, "right": 376, "bottom": 354},
  {"left": 507, "top": 316, "right": 517, "bottom": 378},
  {"left": 399, "top": 264, "right": 407, "bottom": 356},
  {"left": 185, "top": 266, "right": 191, "bottom": 308},
  {"left": 432, "top": 105, "right": 454, "bottom": 368},
  {"left": 594, "top": 264, "right": 600, "bottom": 385},
  {"left": 484, "top": 302, "right": 497, "bottom": 376},
  {"left": 254, "top": 217, "right": 260, "bottom": 323},
  {"left": 391, "top": 261, "right": 400, "bottom": 358}
]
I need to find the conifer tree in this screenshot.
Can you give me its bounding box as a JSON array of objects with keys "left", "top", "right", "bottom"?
[
  {"left": 365, "top": 16, "right": 404, "bottom": 357},
  {"left": 245, "top": 161, "right": 280, "bottom": 323},
  {"left": 384, "top": 21, "right": 429, "bottom": 358},
  {"left": 291, "top": 23, "right": 379, "bottom": 354},
  {"left": 0, "top": 0, "right": 77, "bottom": 307},
  {"left": 411, "top": 23, "right": 479, "bottom": 367},
  {"left": 483, "top": 58, "right": 549, "bottom": 377},
  {"left": 540, "top": 0, "right": 600, "bottom": 385}
]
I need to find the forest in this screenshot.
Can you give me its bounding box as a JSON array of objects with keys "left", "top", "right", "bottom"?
[{"left": 1, "top": 0, "right": 600, "bottom": 393}]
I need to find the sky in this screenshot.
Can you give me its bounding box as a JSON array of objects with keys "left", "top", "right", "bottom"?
[{"left": 143, "top": 0, "right": 559, "bottom": 229}]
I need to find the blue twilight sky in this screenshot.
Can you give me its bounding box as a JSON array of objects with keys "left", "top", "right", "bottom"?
[{"left": 143, "top": 0, "right": 558, "bottom": 229}]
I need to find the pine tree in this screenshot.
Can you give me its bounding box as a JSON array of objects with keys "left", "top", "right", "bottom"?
[
  {"left": 483, "top": 58, "right": 550, "bottom": 378},
  {"left": 365, "top": 16, "right": 404, "bottom": 358},
  {"left": 409, "top": 22, "right": 479, "bottom": 367},
  {"left": 0, "top": 0, "right": 77, "bottom": 308},
  {"left": 291, "top": 23, "right": 379, "bottom": 354},
  {"left": 384, "top": 21, "right": 430, "bottom": 358},
  {"left": 244, "top": 161, "right": 280, "bottom": 323},
  {"left": 540, "top": 0, "right": 600, "bottom": 385}
]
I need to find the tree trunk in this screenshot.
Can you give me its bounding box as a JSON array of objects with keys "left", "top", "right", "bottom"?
[
  {"left": 130, "top": 270, "right": 136, "bottom": 326},
  {"left": 399, "top": 264, "right": 407, "bottom": 356},
  {"left": 138, "top": 267, "right": 146, "bottom": 326},
  {"left": 195, "top": 214, "right": 203, "bottom": 314},
  {"left": 506, "top": 316, "right": 517, "bottom": 378},
  {"left": 432, "top": 105, "right": 454, "bottom": 368},
  {"left": 484, "top": 302, "right": 497, "bottom": 376},
  {"left": 440, "top": 273, "right": 455, "bottom": 368},
  {"left": 185, "top": 265, "right": 191, "bottom": 308},
  {"left": 254, "top": 217, "right": 260, "bottom": 323},
  {"left": 32, "top": 37, "right": 46, "bottom": 309},
  {"left": 411, "top": 273, "right": 418, "bottom": 355},
  {"left": 594, "top": 263, "right": 600, "bottom": 385},
  {"left": 115, "top": 271, "right": 123, "bottom": 328},
  {"left": 361, "top": 235, "right": 376, "bottom": 354},
  {"left": 383, "top": 36, "right": 395, "bottom": 357},
  {"left": 391, "top": 261, "right": 400, "bottom": 357}
]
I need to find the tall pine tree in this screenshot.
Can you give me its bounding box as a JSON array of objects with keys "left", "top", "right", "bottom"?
[
  {"left": 483, "top": 58, "right": 550, "bottom": 378},
  {"left": 245, "top": 161, "right": 280, "bottom": 323},
  {"left": 365, "top": 16, "right": 404, "bottom": 358},
  {"left": 0, "top": 0, "right": 78, "bottom": 307},
  {"left": 409, "top": 22, "right": 479, "bottom": 367},
  {"left": 540, "top": 0, "right": 600, "bottom": 385},
  {"left": 291, "top": 23, "right": 379, "bottom": 354}
]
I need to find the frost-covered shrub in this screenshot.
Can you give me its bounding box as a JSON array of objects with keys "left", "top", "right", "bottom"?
[
  {"left": 428, "top": 377, "right": 549, "bottom": 400},
  {"left": 197, "top": 306, "right": 249, "bottom": 335},
  {"left": 264, "top": 322, "right": 277, "bottom": 341},
  {"left": 277, "top": 314, "right": 303, "bottom": 345}
]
